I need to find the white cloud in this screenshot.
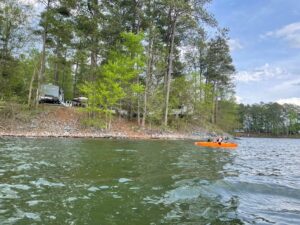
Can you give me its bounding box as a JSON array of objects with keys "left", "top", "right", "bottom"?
[
  {"left": 228, "top": 39, "right": 243, "bottom": 51},
  {"left": 271, "top": 77, "right": 300, "bottom": 92},
  {"left": 265, "top": 22, "right": 300, "bottom": 48},
  {"left": 234, "top": 63, "right": 286, "bottom": 82},
  {"left": 277, "top": 97, "right": 300, "bottom": 106}
]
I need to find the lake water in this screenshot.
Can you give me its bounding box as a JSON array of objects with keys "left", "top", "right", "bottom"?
[{"left": 0, "top": 137, "right": 299, "bottom": 224}]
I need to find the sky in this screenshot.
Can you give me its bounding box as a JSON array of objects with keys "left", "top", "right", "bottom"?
[{"left": 208, "top": 0, "right": 300, "bottom": 105}]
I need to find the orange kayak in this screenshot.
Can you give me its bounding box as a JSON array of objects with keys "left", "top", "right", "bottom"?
[{"left": 195, "top": 142, "right": 238, "bottom": 148}]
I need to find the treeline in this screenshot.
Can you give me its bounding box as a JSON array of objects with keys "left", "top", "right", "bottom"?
[
  {"left": 0, "top": 0, "right": 237, "bottom": 129},
  {"left": 238, "top": 103, "right": 300, "bottom": 136}
]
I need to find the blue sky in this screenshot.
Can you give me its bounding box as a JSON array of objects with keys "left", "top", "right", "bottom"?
[{"left": 209, "top": 0, "right": 300, "bottom": 105}]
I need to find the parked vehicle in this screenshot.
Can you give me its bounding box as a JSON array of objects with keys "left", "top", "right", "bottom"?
[
  {"left": 72, "top": 97, "right": 88, "bottom": 107},
  {"left": 39, "top": 84, "right": 64, "bottom": 104}
]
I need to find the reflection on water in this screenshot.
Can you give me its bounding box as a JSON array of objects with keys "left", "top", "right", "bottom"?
[{"left": 0, "top": 137, "right": 299, "bottom": 224}]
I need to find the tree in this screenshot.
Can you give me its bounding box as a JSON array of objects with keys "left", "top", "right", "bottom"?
[
  {"left": 161, "top": 0, "right": 216, "bottom": 126},
  {"left": 35, "top": 0, "right": 54, "bottom": 106},
  {"left": 238, "top": 102, "right": 300, "bottom": 136},
  {"left": 45, "top": 3, "right": 73, "bottom": 86},
  {"left": 81, "top": 32, "right": 145, "bottom": 129},
  {"left": 205, "top": 32, "right": 235, "bottom": 124},
  {"left": 0, "top": 0, "right": 31, "bottom": 98}
]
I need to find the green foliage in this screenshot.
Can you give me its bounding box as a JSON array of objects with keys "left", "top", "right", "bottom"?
[
  {"left": 0, "top": 0, "right": 242, "bottom": 133},
  {"left": 238, "top": 103, "right": 300, "bottom": 136},
  {"left": 144, "top": 87, "right": 165, "bottom": 125},
  {"left": 170, "top": 77, "right": 192, "bottom": 108},
  {"left": 217, "top": 100, "right": 239, "bottom": 131},
  {"left": 0, "top": 0, "right": 32, "bottom": 100},
  {"left": 205, "top": 34, "right": 235, "bottom": 86},
  {"left": 80, "top": 32, "right": 145, "bottom": 129},
  {"left": 131, "top": 83, "right": 144, "bottom": 94}
]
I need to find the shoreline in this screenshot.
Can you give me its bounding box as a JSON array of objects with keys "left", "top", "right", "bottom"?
[
  {"left": 236, "top": 133, "right": 300, "bottom": 139},
  {"left": 0, "top": 107, "right": 218, "bottom": 141},
  {"left": 0, "top": 131, "right": 203, "bottom": 140}
]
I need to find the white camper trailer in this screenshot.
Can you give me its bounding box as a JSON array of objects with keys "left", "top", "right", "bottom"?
[{"left": 39, "top": 84, "right": 64, "bottom": 104}]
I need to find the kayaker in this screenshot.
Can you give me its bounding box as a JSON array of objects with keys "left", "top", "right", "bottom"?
[{"left": 216, "top": 136, "right": 223, "bottom": 144}]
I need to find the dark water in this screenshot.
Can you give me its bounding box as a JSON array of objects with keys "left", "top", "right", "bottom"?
[{"left": 0, "top": 138, "right": 299, "bottom": 225}]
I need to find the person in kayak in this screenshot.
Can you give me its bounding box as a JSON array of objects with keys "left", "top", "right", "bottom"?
[{"left": 216, "top": 136, "right": 223, "bottom": 145}]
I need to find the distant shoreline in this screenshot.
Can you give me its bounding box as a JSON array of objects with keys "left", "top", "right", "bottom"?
[{"left": 235, "top": 133, "right": 300, "bottom": 139}]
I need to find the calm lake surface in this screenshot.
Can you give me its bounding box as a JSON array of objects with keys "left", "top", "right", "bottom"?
[{"left": 0, "top": 138, "right": 299, "bottom": 225}]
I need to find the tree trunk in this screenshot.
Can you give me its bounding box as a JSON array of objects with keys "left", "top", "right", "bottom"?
[
  {"left": 28, "top": 67, "right": 37, "bottom": 107},
  {"left": 211, "top": 83, "right": 216, "bottom": 124},
  {"left": 54, "top": 45, "right": 60, "bottom": 85},
  {"left": 129, "top": 98, "right": 134, "bottom": 120},
  {"left": 192, "top": 63, "right": 197, "bottom": 106},
  {"left": 214, "top": 93, "right": 218, "bottom": 124},
  {"left": 54, "top": 62, "right": 59, "bottom": 85},
  {"left": 73, "top": 60, "right": 79, "bottom": 98},
  {"left": 109, "top": 110, "right": 112, "bottom": 130},
  {"left": 61, "top": 51, "right": 67, "bottom": 97},
  {"left": 198, "top": 55, "right": 203, "bottom": 103},
  {"left": 36, "top": 0, "right": 50, "bottom": 107},
  {"left": 211, "top": 82, "right": 218, "bottom": 124},
  {"left": 142, "top": 28, "right": 154, "bottom": 127},
  {"left": 35, "top": 29, "right": 47, "bottom": 107},
  {"left": 137, "top": 77, "right": 141, "bottom": 125},
  {"left": 134, "top": 2, "right": 141, "bottom": 125},
  {"left": 133, "top": 0, "right": 141, "bottom": 34},
  {"left": 163, "top": 16, "right": 176, "bottom": 126},
  {"left": 91, "top": 50, "right": 97, "bottom": 81}
]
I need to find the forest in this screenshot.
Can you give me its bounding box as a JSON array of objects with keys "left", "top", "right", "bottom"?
[
  {"left": 238, "top": 103, "right": 300, "bottom": 136},
  {"left": 0, "top": 0, "right": 239, "bottom": 130},
  {"left": 1, "top": 0, "right": 299, "bottom": 135}
]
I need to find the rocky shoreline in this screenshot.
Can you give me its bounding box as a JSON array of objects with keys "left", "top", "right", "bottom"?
[
  {"left": 0, "top": 106, "right": 215, "bottom": 140},
  {"left": 0, "top": 130, "right": 205, "bottom": 140}
]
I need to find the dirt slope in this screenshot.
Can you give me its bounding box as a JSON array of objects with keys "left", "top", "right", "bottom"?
[{"left": 0, "top": 105, "right": 210, "bottom": 139}]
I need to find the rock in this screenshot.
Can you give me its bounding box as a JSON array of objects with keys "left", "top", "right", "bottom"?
[{"left": 64, "top": 126, "right": 71, "bottom": 132}]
